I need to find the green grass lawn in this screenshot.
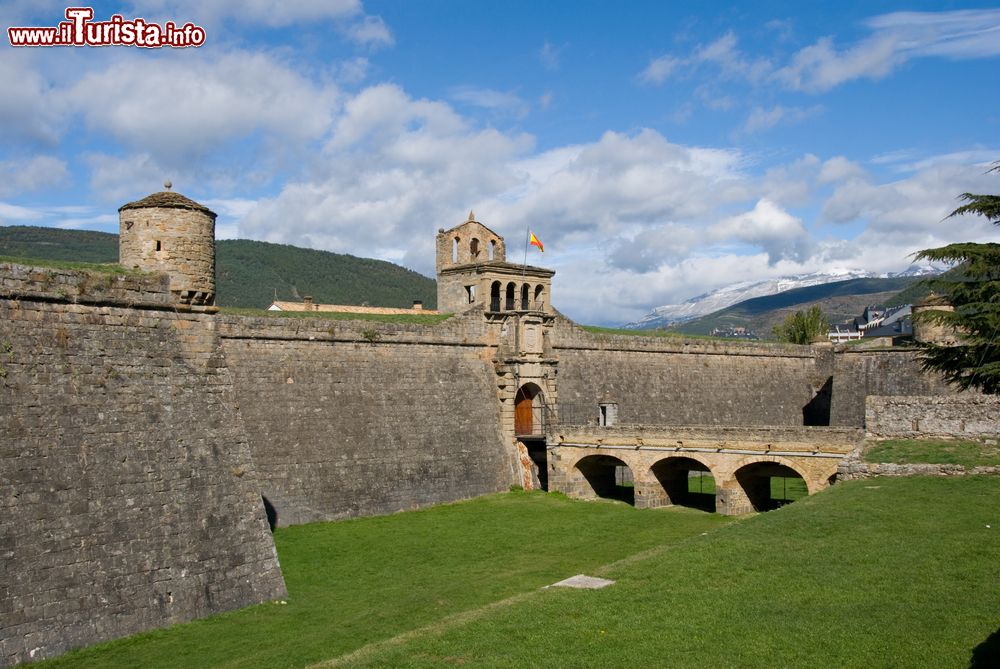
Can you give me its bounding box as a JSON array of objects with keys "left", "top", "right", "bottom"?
[
  {"left": 0, "top": 255, "right": 135, "bottom": 274},
  {"left": 329, "top": 477, "right": 1000, "bottom": 669},
  {"left": 38, "top": 478, "right": 1000, "bottom": 669},
  {"left": 40, "top": 493, "right": 728, "bottom": 669},
  {"left": 685, "top": 472, "right": 807, "bottom": 501},
  {"left": 864, "top": 438, "right": 1000, "bottom": 468}
]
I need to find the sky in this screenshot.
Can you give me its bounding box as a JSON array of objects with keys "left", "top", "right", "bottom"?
[{"left": 1, "top": 1, "right": 999, "bottom": 325}]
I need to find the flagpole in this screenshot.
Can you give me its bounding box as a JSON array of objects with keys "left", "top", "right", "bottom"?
[{"left": 522, "top": 224, "right": 530, "bottom": 279}]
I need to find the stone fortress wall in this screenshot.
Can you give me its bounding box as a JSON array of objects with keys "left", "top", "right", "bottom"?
[
  {"left": 217, "top": 311, "right": 514, "bottom": 527},
  {"left": 0, "top": 190, "right": 980, "bottom": 665},
  {"left": 550, "top": 318, "right": 824, "bottom": 428},
  {"left": 0, "top": 263, "right": 286, "bottom": 666}
]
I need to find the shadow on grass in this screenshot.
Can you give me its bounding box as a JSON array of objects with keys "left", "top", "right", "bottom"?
[
  {"left": 680, "top": 492, "right": 716, "bottom": 513},
  {"left": 970, "top": 627, "right": 1000, "bottom": 668}
]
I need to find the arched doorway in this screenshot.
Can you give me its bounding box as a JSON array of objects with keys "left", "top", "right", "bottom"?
[
  {"left": 651, "top": 457, "right": 716, "bottom": 512},
  {"left": 514, "top": 384, "right": 543, "bottom": 437},
  {"left": 734, "top": 461, "right": 808, "bottom": 512},
  {"left": 575, "top": 455, "right": 635, "bottom": 505},
  {"left": 515, "top": 383, "right": 547, "bottom": 490}
]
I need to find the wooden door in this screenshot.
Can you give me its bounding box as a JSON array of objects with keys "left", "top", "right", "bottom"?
[{"left": 515, "top": 388, "right": 533, "bottom": 435}]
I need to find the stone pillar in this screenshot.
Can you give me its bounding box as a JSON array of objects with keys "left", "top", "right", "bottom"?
[
  {"left": 716, "top": 482, "right": 754, "bottom": 515},
  {"left": 634, "top": 477, "right": 669, "bottom": 509}
]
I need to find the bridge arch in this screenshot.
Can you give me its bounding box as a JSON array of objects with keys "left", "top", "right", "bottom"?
[
  {"left": 649, "top": 456, "right": 718, "bottom": 512},
  {"left": 571, "top": 454, "right": 635, "bottom": 505},
  {"left": 730, "top": 458, "right": 809, "bottom": 512}
]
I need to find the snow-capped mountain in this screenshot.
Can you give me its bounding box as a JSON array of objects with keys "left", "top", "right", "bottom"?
[{"left": 624, "top": 266, "right": 940, "bottom": 330}]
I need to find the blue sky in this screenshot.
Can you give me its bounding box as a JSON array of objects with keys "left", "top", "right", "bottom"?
[{"left": 2, "top": 1, "right": 999, "bottom": 324}]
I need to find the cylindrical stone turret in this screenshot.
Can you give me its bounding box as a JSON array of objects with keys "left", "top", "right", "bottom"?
[
  {"left": 912, "top": 294, "right": 958, "bottom": 345},
  {"left": 118, "top": 190, "right": 217, "bottom": 306}
]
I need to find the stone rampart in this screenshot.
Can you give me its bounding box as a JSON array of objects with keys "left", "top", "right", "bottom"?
[
  {"left": 865, "top": 394, "right": 1000, "bottom": 438},
  {"left": 550, "top": 319, "right": 825, "bottom": 427},
  {"left": 0, "top": 261, "right": 173, "bottom": 308},
  {"left": 829, "top": 348, "right": 955, "bottom": 427},
  {"left": 217, "top": 310, "right": 514, "bottom": 526},
  {"left": 0, "top": 287, "right": 286, "bottom": 666}
]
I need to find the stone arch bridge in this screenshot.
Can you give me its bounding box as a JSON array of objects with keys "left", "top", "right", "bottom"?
[{"left": 545, "top": 425, "right": 863, "bottom": 514}]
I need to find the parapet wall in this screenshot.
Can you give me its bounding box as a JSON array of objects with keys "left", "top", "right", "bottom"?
[
  {"left": 217, "top": 311, "right": 514, "bottom": 526},
  {"left": 865, "top": 395, "right": 1000, "bottom": 438},
  {"left": 0, "top": 283, "right": 286, "bottom": 665},
  {"left": 0, "top": 261, "right": 173, "bottom": 308}
]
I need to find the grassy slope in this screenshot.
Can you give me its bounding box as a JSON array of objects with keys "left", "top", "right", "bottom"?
[
  {"left": 670, "top": 277, "right": 917, "bottom": 336},
  {"left": 334, "top": 478, "right": 1000, "bottom": 669},
  {"left": 40, "top": 479, "right": 1000, "bottom": 669},
  {"left": 865, "top": 438, "right": 1000, "bottom": 468},
  {"left": 0, "top": 226, "right": 437, "bottom": 309},
  {"left": 40, "top": 493, "right": 729, "bottom": 669}
]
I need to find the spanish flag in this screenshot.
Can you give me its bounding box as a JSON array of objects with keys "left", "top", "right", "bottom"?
[{"left": 529, "top": 231, "right": 544, "bottom": 252}]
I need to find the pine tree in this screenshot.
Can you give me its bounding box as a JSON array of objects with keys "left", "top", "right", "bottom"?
[{"left": 914, "top": 162, "right": 1000, "bottom": 393}]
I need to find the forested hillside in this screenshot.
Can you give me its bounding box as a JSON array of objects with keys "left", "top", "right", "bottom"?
[{"left": 0, "top": 226, "right": 437, "bottom": 309}]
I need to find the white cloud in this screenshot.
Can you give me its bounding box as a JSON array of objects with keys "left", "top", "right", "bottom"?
[
  {"left": 63, "top": 51, "right": 339, "bottom": 161},
  {"left": 0, "top": 156, "right": 68, "bottom": 198},
  {"left": 710, "top": 199, "right": 811, "bottom": 264},
  {"left": 482, "top": 129, "right": 748, "bottom": 256},
  {"left": 643, "top": 10, "right": 1000, "bottom": 98},
  {"left": 871, "top": 149, "right": 1000, "bottom": 174},
  {"left": 240, "top": 84, "right": 533, "bottom": 270},
  {"left": 343, "top": 14, "right": 394, "bottom": 48},
  {"left": 539, "top": 42, "right": 562, "bottom": 71},
  {"left": 0, "top": 202, "right": 46, "bottom": 223},
  {"left": 127, "top": 0, "right": 362, "bottom": 26},
  {"left": 821, "top": 161, "right": 1000, "bottom": 237},
  {"left": 450, "top": 87, "right": 530, "bottom": 119},
  {"left": 334, "top": 57, "right": 371, "bottom": 85},
  {"left": 818, "top": 156, "right": 867, "bottom": 184},
  {"left": 759, "top": 154, "right": 821, "bottom": 206},
  {"left": 639, "top": 55, "right": 681, "bottom": 84},
  {"left": 54, "top": 213, "right": 117, "bottom": 230},
  {"left": 86, "top": 153, "right": 174, "bottom": 203},
  {"left": 775, "top": 9, "right": 1000, "bottom": 92},
  {"left": 774, "top": 34, "right": 900, "bottom": 92},
  {"left": 640, "top": 32, "right": 771, "bottom": 86},
  {"left": 741, "top": 105, "right": 820, "bottom": 134},
  {"left": 127, "top": 0, "right": 391, "bottom": 47},
  {"left": 866, "top": 10, "right": 1000, "bottom": 59},
  {"left": 0, "top": 52, "right": 62, "bottom": 144}
]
